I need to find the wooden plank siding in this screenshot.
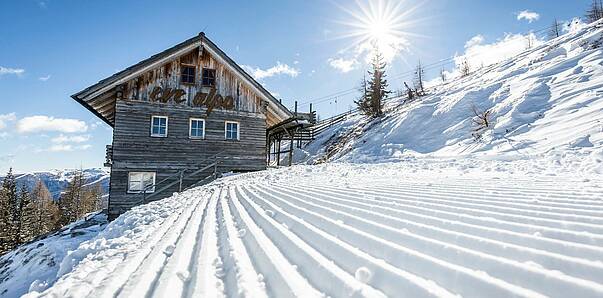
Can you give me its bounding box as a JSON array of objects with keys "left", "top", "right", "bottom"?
[
  {"left": 70, "top": 33, "right": 295, "bottom": 219},
  {"left": 122, "top": 47, "right": 265, "bottom": 118},
  {"left": 108, "top": 100, "right": 267, "bottom": 217},
  {"left": 72, "top": 33, "right": 292, "bottom": 129}
]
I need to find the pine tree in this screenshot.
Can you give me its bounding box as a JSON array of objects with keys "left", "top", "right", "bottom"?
[
  {"left": 16, "top": 185, "right": 37, "bottom": 244},
  {"left": 366, "top": 50, "right": 390, "bottom": 116},
  {"left": 440, "top": 68, "right": 446, "bottom": 83},
  {"left": 1, "top": 168, "right": 19, "bottom": 250},
  {"left": 0, "top": 188, "right": 12, "bottom": 254},
  {"left": 586, "top": 0, "right": 603, "bottom": 23},
  {"left": 59, "top": 170, "right": 85, "bottom": 226},
  {"left": 354, "top": 75, "right": 372, "bottom": 115},
  {"left": 549, "top": 19, "right": 561, "bottom": 40},
  {"left": 413, "top": 61, "right": 425, "bottom": 96},
  {"left": 2, "top": 168, "right": 18, "bottom": 221}
]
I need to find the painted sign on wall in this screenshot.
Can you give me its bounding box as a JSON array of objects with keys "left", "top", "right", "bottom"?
[{"left": 147, "top": 86, "right": 235, "bottom": 115}]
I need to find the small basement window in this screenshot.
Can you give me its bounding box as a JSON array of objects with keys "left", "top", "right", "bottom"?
[
  {"left": 181, "top": 65, "right": 196, "bottom": 84},
  {"left": 151, "top": 116, "right": 168, "bottom": 137},
  {"left": 128, "top": 172, "right": 156, "bottom": 193},
  {"left": 202, "top": 68, "right": 216, "bottom": 86},
  {"left": 189, "top": 118, "right": 205, "bottom": 139},
  {"left": 225, "top": 121, "right": 239, "bottom": 140}
]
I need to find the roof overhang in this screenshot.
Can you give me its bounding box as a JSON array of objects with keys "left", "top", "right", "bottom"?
[{"left": 71, "top": 32, "right": 292, "bottom": 127}]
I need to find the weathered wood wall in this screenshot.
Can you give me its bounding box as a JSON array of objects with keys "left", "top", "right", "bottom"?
[
  {"left": 122, "top": 47, "right": 264, "bottom": 114},
  {"left": 108, "top": 100, "right": 267, "bottom": 217}
]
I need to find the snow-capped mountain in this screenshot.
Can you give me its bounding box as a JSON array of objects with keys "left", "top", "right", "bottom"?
[{"left": 0, "top": 168, "right": 110, "bottom": 199}]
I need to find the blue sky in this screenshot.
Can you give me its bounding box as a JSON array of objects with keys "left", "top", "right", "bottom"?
[{"left": 0, "top": 0, "right": 590, "bottom": 172}]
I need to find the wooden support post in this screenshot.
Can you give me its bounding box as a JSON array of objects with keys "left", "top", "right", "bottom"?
[
  {"left": 267, "top": 135, "right": 271, "bottom": 164},
  {"left": 288, "top": 131, "right": 294, "bottom": 166},
  {"left": 266, "top": 133, "right": 270, "bottom": 164},
  {"left": 276, "top": 137, "right": 281, "bottom": 166},
  {"left": 272, "top": 139, "right": 278, "bottom": 160}
]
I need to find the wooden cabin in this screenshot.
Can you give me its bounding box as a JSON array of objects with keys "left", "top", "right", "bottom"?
[{"left": 72, "top": 32, "right": 295, "bottom": 219}]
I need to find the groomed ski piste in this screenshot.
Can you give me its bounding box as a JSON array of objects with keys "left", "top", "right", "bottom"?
[
  {"left": 3, "top": 18, "right": 603, "bottom": 298},
  {"left": 21, "top": 164, "right": 603, "bottom": 298}
]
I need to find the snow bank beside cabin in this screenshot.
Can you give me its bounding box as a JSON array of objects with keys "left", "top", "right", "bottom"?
[
  {"left": 298, "top": 20, "right": 603, "bottom": 174},
  {"left": 0, "top": 213, "right": 107, "bottom": 297}
]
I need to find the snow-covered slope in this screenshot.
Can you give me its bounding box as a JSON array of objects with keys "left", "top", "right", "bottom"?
[
  {"left": 299, "top": 20, "right": 603, "bottom": 175},
  {"left": 0, "top": 213, "right": 107, "bottom": 297},
  {"left": 18, "top": 163, "right": 603, "bottom": 298}
]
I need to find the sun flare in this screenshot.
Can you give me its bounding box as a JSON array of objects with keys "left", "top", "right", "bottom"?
[{"left": 335, "top": 0, "right": 424, "bottom": 63}]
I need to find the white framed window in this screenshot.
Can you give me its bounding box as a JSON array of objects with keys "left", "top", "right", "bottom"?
[
  {"left": 189, "top": 118, "right": 206, "bottom": 139},
  {"left": 128, "top": 172, "right": 156, "bottom": 193},
  {"left": 225, "top": 121, "right": 239, "bottom": 140},
  {"left": 151, "top": 116, "right": 168, "bottom": 137}
]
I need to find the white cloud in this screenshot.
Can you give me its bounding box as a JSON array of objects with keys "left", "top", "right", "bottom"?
[
  {"left": 51, "top": 134, "right": 90, "bottom": 144},
  {"left": 39, "top": 75, "right": 51, "bottom": 81},
  {"left": 0, "top": 113, "right": 16, "bottom": 130},
  {"left": 465, "top": 35, "right": 485, "bottom": 48},
  {"left": 0, "top": 154, "right": 15, "bottom": 164},
  {"left": 47, "top": 144, "right": 92, "bottom": 152},
  {"left": 16, "top": 116, "right": 88, "bottom": 134},
  {"left": 425, "top": 31, "right": 545, "bottom": 88},
  {"left": 48, "top": 144, "right": 72, "bottom": 152},
  {"left": 242, "top": 62, "right": 300, "bottom": 80},
  {"left": 0, "top": 66, "right": 25, "bottom": 77},
  {"left": 517, "top": 10, "right": 540, "bottom": 23},
  {"left": 454, "top": 32, "right": 544, "bottom": 70},
  {"left": 90, "top": 120, "right": 105, "bottom": 130},
  {"left": 332, "top": 34, "right": 409, "bottom": 69},
  {"left": 0, "top": 132, "right": 9, "bottom": 139},
  {"left": 327, "top": 57, "right": 358, "bottom": 73}
]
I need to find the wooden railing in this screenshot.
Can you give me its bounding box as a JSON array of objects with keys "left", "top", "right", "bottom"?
[
  {"left": 136, "top": 152, "right": 223, "bottom": 204},
  {"left": 308, "top": 92, "right": 422, "bottom": 138}
]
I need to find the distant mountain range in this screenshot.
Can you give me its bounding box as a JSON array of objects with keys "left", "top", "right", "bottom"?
[{"left": 0, "top": 168, "right": 110, "bottom": 199}]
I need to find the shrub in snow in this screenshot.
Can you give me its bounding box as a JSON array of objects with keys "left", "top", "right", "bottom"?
[{"left": 471, "top": 105, "right": 494, "bottom": 142}]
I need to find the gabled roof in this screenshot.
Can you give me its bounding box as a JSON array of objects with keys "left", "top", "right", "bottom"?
[{"left": 72, "top": 32, "right": 293, "bottom": 127}]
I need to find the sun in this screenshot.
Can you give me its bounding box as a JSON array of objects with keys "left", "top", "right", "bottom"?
[
  {"left": 368, "top": 20, "right": 390, "bottom": 43},
  {"left": 334, "top": 0, "right": 424, "bottom": 63}
]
